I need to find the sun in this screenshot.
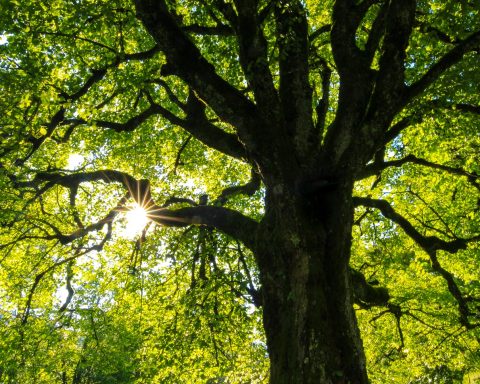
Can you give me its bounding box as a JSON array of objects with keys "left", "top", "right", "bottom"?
[{"left": 123, "top": 204, "right": 149, "bottom": 238}]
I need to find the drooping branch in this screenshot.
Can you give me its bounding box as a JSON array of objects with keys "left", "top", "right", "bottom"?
[
  {"left": 353, "top": 197, "right": 480, "bottom": 328},
  {"left": 59, "top": 261, "right": 75, "bottom": 312},
  {"left": 22, "top": 241, "right": 110, "bottom": 325},
  {"left": 427, "top": 250, "right": 476, "bottom": 328},
  {"left": 236, "top": 241, "right": 262, "bottom": 307},
  {"left": 173, "top": 134, "right": 192, "bottom": 174}
]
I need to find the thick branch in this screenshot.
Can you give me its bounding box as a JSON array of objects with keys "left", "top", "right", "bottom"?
[
  {"left": 134, "top": 0, "right": 261, "bottom": 151},
  {"left": 33, "top": 170, "right": 258, "bottom": 249},
  {"left": 214, "top": 168, "right": 261, "bottom": 205},
  {"left": 324, "top": 1, "right": 375, "bottom": 166},
  {"left": 366, "top": 0, "right": 416, "bottom": 122},
  {"left": 275, "top": 0, "right": 314, "bottom": 160},
  {"left": 351, "top": 268, "right": 390, "bottom": 308},
  {"left": 234, "top": 0, "right": 279, "bottom": 118},
  {"left": 148, "top": 205, "right": 258, "bottom": 249},
  {"left": 331, "top": 0, "right": 371, "bottom": 77},
  {"left": 183, "top": 90, "right": 247, "bottom": 160}
]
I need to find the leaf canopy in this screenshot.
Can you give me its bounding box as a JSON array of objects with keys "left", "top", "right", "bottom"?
[{"left": 1, "top": 0, "right": 480, "bottom": 382}]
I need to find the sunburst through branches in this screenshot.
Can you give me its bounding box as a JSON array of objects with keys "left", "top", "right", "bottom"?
[{"left": 124, "top": 203, "right": 149, "bottom": 237}]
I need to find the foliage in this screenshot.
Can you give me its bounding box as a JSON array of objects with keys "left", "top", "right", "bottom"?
[{"left": 1, "top": 0, "right": 480, "bottom": 382}]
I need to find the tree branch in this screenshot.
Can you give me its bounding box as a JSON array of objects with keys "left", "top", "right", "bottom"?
[
  {"left": 364, "top": 3, "right": 388, "bottom": 62},
  {"left": 351, "top": 268, "right": 390, "bottom": 308},
  {"left": 32, "top": 169, "right": 259, "bottom": 249},
  {"left": 323, "top": 1, "right": 375, "bottom": 166},
  {"left": 331, "top": 0, "right": 370, "bottom": 77},
  {"left": 406, "top": 29, "right": 480, "bottom": 102},
  {"left": 353, "top": 196, "right": 480, "bottom": 328},
  {"left": 353, "top": 197, "right": 474, "bottom": 254},
  {"left": 182, "top": 90, "right": 247, "bottom": 160},
  {"left": 213, "top": 168, "right": 261, "bottom": 205},
  {"left": 383, "top": 114, "right": 423, "bottom": 145},
  {"left": 64, "top": 94, "right": 247, "bottom": 161},
  {"left": 148, "top": 205, "right": 258, "bottom": 250},
  {"left": 15, "top": 45, "right": 161, "bottom": 164},
  {"left": 364, "top": 0, "right": 416, "bottom": 128},
  {"left": 428, "top": 100, "right": 480, "bottom": 115},
  {"left": 234, "top": 0, "right": 280, "bottom": 121},
  {"left": 309, "top": 24, "right": 331, "bottom": 43},
  {"left": 416, "top": 21, "right": 460, "bottom": 45},
  {"left": 134, "top": 0, "right": 261, "bottom": 152},
  {"left": 359, "top": 154, "right": 480, "bottom": 186},
  {"left": 314, "top": 59, "right": 332, "bottom": 140},
  {"left": 275, "top": 0, "right": 314, "bottom": 160},
  {"left": 173, "top": 134, "right": 192, "bottom": 174}
]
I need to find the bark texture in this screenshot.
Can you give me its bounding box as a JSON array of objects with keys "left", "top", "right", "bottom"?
[{"left": 255, "top": 183, "right": 367, "bottom": 383}]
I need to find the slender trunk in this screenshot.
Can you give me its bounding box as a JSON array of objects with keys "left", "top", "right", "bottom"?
[{"left": 255, "top": 182, "right": 367, "bottom": 384}]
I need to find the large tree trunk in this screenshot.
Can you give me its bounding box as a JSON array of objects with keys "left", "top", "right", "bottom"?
[{"left": 255, "top": 181, "right": 367, "bottom": 384}]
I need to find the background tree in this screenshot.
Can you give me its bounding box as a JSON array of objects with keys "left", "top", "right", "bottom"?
[{"left": 1, "top": 0, "right": 480, "bottom": 383}]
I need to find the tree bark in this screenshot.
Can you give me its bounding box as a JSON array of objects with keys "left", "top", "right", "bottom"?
[{"left": 255, "top": 182, "right": 367, "bottom": 384}]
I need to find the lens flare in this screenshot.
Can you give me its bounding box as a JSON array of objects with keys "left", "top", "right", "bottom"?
[{"left": 124, "top": 204, "right": 148, "bottom": 238}]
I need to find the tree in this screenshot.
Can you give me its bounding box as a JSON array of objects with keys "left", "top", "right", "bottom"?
[{"left": 1, "top": 0, "right": 480, "bottom": 382}]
